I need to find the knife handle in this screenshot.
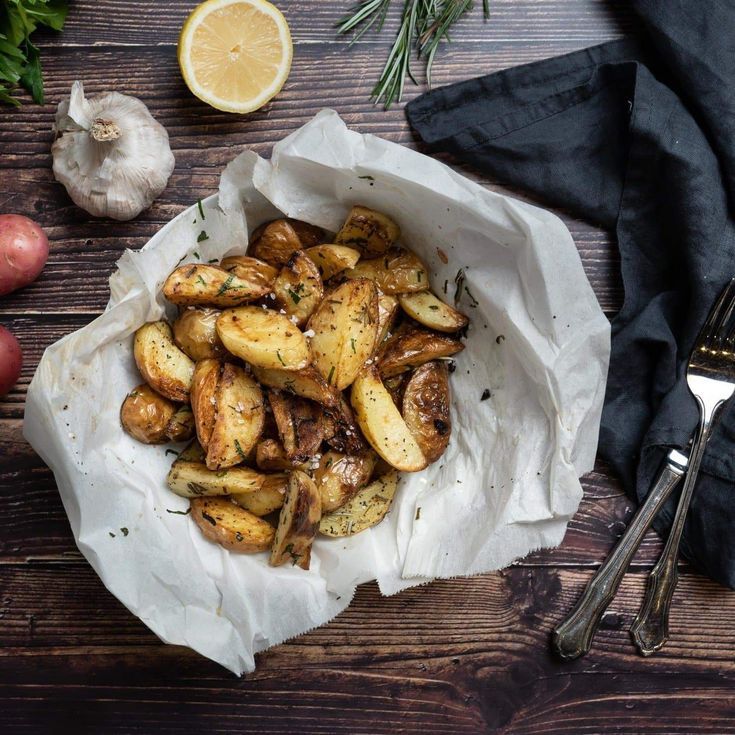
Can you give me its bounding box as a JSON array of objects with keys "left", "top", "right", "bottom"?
[{"left": 552, "top": 457, "right": 685, "bottom": 661}]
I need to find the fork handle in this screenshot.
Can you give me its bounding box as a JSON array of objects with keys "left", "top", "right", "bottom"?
[
  {"left": 631, "top": 399, "right": 723, "bottom": 655},
  {"left": 552, "top": 457, "right": 685, "bottom": 660}
]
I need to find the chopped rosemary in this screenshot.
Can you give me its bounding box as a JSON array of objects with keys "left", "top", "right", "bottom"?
[
  {"left": 216, "top": 274, "right": 235, "bottom": 296},
  {"left": 287, "top": 287, "right": 302, "bottom": 304},
  {"left": 276, "top": 350, "right": 286, "bottom": 367},
  {"left": 234, "top": 439, "right": 248, "bottom": 462},
  {"left": 197, "top": 199, "right": 205, "bottom": 220},
  {"left": 197, "top": 230, "right": 209, "bottom": 243},
  {"left": 327, "top": 365, "right": 336, "bottom": 384},
  {"left": 196, "top": 275, "right": 207, "bottom": 287},
  {"left": 166, "top": 508, "right": 192, "bottom": 516}
]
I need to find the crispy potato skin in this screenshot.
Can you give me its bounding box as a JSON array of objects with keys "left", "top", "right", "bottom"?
[
  {"left": 308, "top": 278, "right": 379, "bottom": 391},
  {"left": 190, "top": 359, "right": 221, "bottom": 449},
  {"left": 323, "top": 396, "right": 368, "bottom": 455},
  {"left": 305, "top": 244, "right": 361, "bottom": 280},
  {"left": 167, "top": 460, "right": 264, "bottom": 497},
  {"left": 173, "top": 307, "right": 226, "bottom": 360},
  {"left": 232, "top": 473, "right": 288, "bottom": 516},
  {"left": 220, "top": 255, "right": 279, "bottom": 291},
  {"left": 166, "top": 405, "right": 196, "bottom": 443},
  {"left": 273, "top": 250, "right": 324, "bottom": 326},
  {"left": 251, "top": 365, "right": 340, "bottom": 408},
  {"left": 398, "top": 291, "right": 469, "bottom": 333},
  {"left": 163, "top": 264, "right": 269, "bottom": 307},
  {"left": 120, "top": 384, "right": 177, "bottom": 444},
  {"left": 270, "top": 470, "right": 322, "bottom": 569},
  {"left": 378, "top": 328, "right": 464, "bottom": 378},
  {"left": 268, "top": 390, "right": 325, "bottom": 461},
  {"left": 314, "top": 450, "right": 377, "bottom": 512},
  {"left": 191, "top": 497, "right": 275, "bottom": 552},
  {"left": 343, "top": 248, "right": 427, "bottom": 294},
  {"left": 287, "top": 219, "right": 325, "bottom": 248},
  {"left": 402, "top": 361, "right": 451, "bottom": 464},
  {"left": 250, "top": 220, "right": 303, "bottom": 266},
  {"left": 256, "top": 439, "right": 309, "bottom": 471},
  {"left": 133, "top": 321, "right": 195, "bottom": 402},
  {"left": 335, "top": 206, "right": 400, "bottom": 256}
]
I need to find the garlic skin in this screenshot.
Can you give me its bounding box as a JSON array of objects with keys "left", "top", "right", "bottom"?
[{"left": 52, "top": 81, "right": 175, "bottom": 221}]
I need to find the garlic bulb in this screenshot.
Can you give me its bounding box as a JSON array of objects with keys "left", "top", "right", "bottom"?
[{"left": 52, "top": 81, "right": 175, "bottom": 221}]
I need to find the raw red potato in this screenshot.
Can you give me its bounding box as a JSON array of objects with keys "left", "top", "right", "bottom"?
[
  {"left": 0, "top": 325, "right": 22, "bottom": 397},
  {"left": 0, "top": 214, "right": 49, "bottom": 296}
]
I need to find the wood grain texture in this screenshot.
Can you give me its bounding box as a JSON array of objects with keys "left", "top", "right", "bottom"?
[{"left": 0, "top": 0, "right": 729, "bottom": 733}]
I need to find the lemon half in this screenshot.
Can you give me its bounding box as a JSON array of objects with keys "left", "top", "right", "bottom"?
[{"left": 178, "top": 0, "right": 292, "bottom": 114}]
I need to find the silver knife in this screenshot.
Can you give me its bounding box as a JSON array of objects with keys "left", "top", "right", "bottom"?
[{"left": 552, "top": 448, "right": 689, "bottom": 661}]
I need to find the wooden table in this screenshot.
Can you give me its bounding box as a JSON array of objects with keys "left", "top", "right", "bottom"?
[{"left": 2, "top": 1, "right": 734, "bottom": 732}]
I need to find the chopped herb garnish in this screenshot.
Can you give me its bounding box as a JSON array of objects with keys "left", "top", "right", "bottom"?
[
  {"left": 217, "top": 274, "right": 235, "bottom": 296},
  {"left": 443, "top": 279, "right": 448, "bottom": 295},
  {"left": 234, "top": 439, "right": 248, "bottom": 462},
  {"left": 429, "top": 305, "right": 440, "bottom": 311},
  {"left": 350, "top": 337, "right": 357, "bottom": 353},
  {"left": 166, "top": 508, "right": 191, "bottom": 516},
  {"left": 109, "top": 532, "right": 116, "bottom": 538},
  {"left": 197, "top": 230, "right": 209, "bottom": 243},
  {"left": 481, "top": 389, "right": 491, "bottom": 401},
  {"left": 415, "top": 507, "right": 421, "bottom": 520},
  {"left": 327, "top": 365, "right": 335, "bottom": 384},
  {"left": 197, "top": 199, "right": 205, "bottom": 220},
  {"left": 196, "top": 275, "right": 207, "bottom": 287},
  {"left": 454, "top": 269, "right": 465, "bottom": 306},
  {"left": 120, "top": 527, "right": 129, "bottom": 536},
  {"left": 464, "top": 286, "right": 479, "bottom": 307},
  {"left": 193, "top": 251, "right": 201, "bottom": 260},
  {"left": 207, "top": 258, "right": 218, "bottom": 264},
  {"left": 276, "top": 350, "right": 286, "bottom": 367},
  {"left": 165, "top": 449, "right": 180, "bottom": 457},
  {"left": 201, "top": 512, "right": 217, "bottom": 526},
  {"left": 358, "top": 175, "right": 375, "bottom": 181},
  {"left": 287, "top": 288, "right": 302, "bottom": 304}
]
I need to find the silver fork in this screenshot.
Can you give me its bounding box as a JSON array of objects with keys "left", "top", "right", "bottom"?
[{"left": 631, "top": 278, "right": 735, "bottom": 655}]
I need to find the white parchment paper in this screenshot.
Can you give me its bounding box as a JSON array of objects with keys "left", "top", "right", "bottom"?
[{"left": 23, "top": 110, "right": 610, "bottom": 674}]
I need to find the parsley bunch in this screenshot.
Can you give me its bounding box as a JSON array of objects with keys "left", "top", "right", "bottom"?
[{"left": 0, "top": 0, "right": 68, "bottom": 106}]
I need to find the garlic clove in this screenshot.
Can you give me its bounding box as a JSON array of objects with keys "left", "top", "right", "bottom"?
[{"left": 52, "top": 81, "right": 175, "bottom": 221}]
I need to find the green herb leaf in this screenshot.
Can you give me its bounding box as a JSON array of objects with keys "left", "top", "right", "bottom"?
[
  {"left": 276, "top": 350, "right": 286, "bottom": 367},
  {"left": 327, "top": 365, "right": 335, "bottom": 384},
  {"left": 197, "top": 230, "right": 209, "bottom": 243},
  {"left": 166, "top": 508, "right": 192, "bottom": 516},
  {"left": 197, "top": 199, "right": 205, "bottom": 220},
  {"left": 234, "top": 439, "right": 248, "bottom": 462},
  {"left": 287, "top": 287, "right": 302, "bottom": 304}
]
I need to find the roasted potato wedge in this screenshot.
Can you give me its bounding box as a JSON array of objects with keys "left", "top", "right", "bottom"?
[
  {"left": 402, "top": 361, "right": 451, "bottom": 464},
  {"left": 250, "top": 219, "right": 303, "bottom": 266},
  {"left": 308, "top": 278, "right": 379, "bottom": 390},
  {"left": 173, "top": 307, "right": 226, "bottom": 360},
  {"left": 192, "top": 497, "right": 275, "bottom": 553},
  {"left": 344, "top": 248, "right": 428, "bottom": 294},
  {"left": 376, "top": 290, "right": 400, "bottom": 344},
  {"left": 216, "top": 306, "right": 311, "bottom": 371},
  {"left": 335, "top": 205, "right": 400, "bottom": 256},
  {"left": 190, "top": 359, "right": 220, "bottom": 449},
  {"left": 120, "top": 384, "right": 194, "bottom": 444},
  {"left": 270, "top": 470, "right": 321, "bottom": 569},
  {"left": 378, "top": 327, "right": 464, "bottom": 378},
  {"left": 320, "top": 471, "right": 399, "bottom": 537},
  {"left": 166, "top": 405, "right": 196, "bottom": 442},
  {"left": 305, "top": 244, "right": 361, "bottom": 279},
  {"left": 232, "top": 473, "right": 288, "bottom": 516},
  {"left": 163, "top": 264, "right": 269, "bottom": 307},
  {"left": 350, "top": 366, "right": 427, "bottom": 472},
  {"left": 287, "top": 218, "right": 325, "bottom": 248},
  {"left": 273, "top": 250, "right": 324, "bottom": 326},
  {"left": 206, "top": 363, "right": 266, "bottom": 470},
  {"left": 251, "top": 365, "right": 340, "bottom": 408},
  {"left": 167, "top": 460, "right": 264, "bottom": 497},
  {"left": 323, "top": 396, "right": 368, "bottom": 455},
  {"left": 134, "top": 321, "right": 195, "bottom": 402},
  {"left": 398, "top": 291, "right": 469, "bottom": 333},
  {"left": 256, "top": 439, "right": 309, "bottom": 471},
  {"left": 268, "top": 390, "right": 325, "bottom": 461},
  {"left": 219, "top": 255, "right": 279, "bottom": 293},
  {"left": 314, "top": 450, "right": 377, "bottom": 512}
]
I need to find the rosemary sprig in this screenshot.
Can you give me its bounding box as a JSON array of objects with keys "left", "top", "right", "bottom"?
[{"left": 338, "top": 0, "right": 489, "bottom": 109}]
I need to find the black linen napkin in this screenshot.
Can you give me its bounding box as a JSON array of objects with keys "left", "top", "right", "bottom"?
[{"left": 406, "top": 0, "right": 735, "bottom": 587}]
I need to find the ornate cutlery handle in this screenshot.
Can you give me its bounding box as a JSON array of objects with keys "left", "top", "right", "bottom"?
[{"left": 552, "top": 452, "right": 687, "bottom": 661}]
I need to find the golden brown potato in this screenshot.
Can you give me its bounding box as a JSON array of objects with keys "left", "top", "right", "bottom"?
[
  {"left": 190, "top": 359, "right": 221, "bottom": 449},
  {"left": 163, "top": 264, "right": 270, "bottom": 307},
  {"left": 167, "top": 460, "right": 264, "bottom": 497},
  {"left": 308, "top": 278, "right": 379, "bottom": 390},
  {"left": 378, "top": 328, "right": 464, "bottom": 378},
  {"left": 314, "top": 450, "right": 377, "bottom": 512},
  {"left": 134, "top": 321, "right": 195, "bottom": 402},
  {"left": 376, "top": 290, "right": 400, "bottom": 344},
  {"left": 256, "top": 439, "right": 309, "bottom": 472},
  {"left": 206, "top": 363, "right": 266, "bottom": 470},
  {"left": 250, "top": 219, "right": 303, "bottom": 266},
  {"left": 319, "top": 471, "right": 399, "bottom": 537},
  {"left": 270, "top": 470, "right": 321, "bottom": 569},
  {"left": 343, "top": 248, "right": 428, "bottom": 295},
  {"left": 305, "top": 244, "right": 361, "bottom": 280},
  {"left": 287, "top": 218, "right": 326, "bottom": 248},
  {"left": 172, "top": 307, "right": 226, "bottom": 360},
  {"left": 323, "top": 396, "right": 368, "bottom": 455},
  {"left": 251, "top": 365, "right": 340, "bottom": 408},
  {"left": 120, "top": 384, "right": 176, "bottom": 444},
  {"left": 219, "top": 255, "right": 279, "bottom": 293},
  {"left": 232, "top": 473, "right": 288, "bottom": 516},
  {"left": 216, "top": 306, "right": 311, "bottom": 371},
  {"left": 191, "top": 497, "right": 275, "bottom": 553},
  {"left": 335, "top": 205, "right": 400, "bottom": 256},
  {"left": 272, "top": 250, "right": 324, "bottom": 327},
  {"left": 350, "top": 366, "right": 427, "bottom": 472},
  {"left": 402, "top": 362, "right": 451, "bottom": 464},
  {"left": 166, "top": 405, "right": 196, "bottom": 443},
  {"left": 398, "top": 291, "right": 469, "bottom": 333},
  {"left": 268, "top": 390, "right": 325, "bottom": 461}
]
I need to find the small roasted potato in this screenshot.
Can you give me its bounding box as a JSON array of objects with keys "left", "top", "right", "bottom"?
[
  {"left": 167, "top": 460, "right": 264, "bottom": 497},
  {"left": 217, "top": 306, "right": 311, "bottom": 371},
  {"left": 232, "top": 473, "right": 288, "bottom": 516},
  {"left": 378, "top": 327, "right": 464, "bottom": 378},
  {"left": 287, "top": 218, "right": 326, "bottom": 248},
  {"left": 308, "top": 278, "right": 379, "bottom": 390},
  {"left": 402, "top": 362, "right": 451, "bottom": 464},
  {"left": 120, "top": 384, "right": 182, "bottom": 444},
  {"left": 207, "top": 363, "right": 266, "bottom": 470},
  {"left": 344, "top": 248, "right": 428, "bottom": 294},
  {"left": 134, "top": 321, "right": 195, "bottom": 402},
  {"left": 335, "top": 205, "right": 400, "bottom": 256},
  {"left": 251, "top": 365, "right": 340, "bottom": 408},
  {"left": 219, "top": 255, "right": 279, "bottom": 292},
  {"left": 398, "top": 291, "right": 469, "bottom": 333},
  {"left": 256, "top": 439, "right": 309, "bottom": 472},
  {"left": 269, "top": 390, "right": 325, "bottom": 461},
  {"left": 273, "top": 250, "right": 324, "bottom": 326},
  {"left": 172, "top": 307, "right": 226, "bottom": 360},
  {"left": 270, "top": 470, "right": 321, "bottom": 569},
  {"left": 314, "top": 450, "right": 377, "bottom": 512},
  {"left": 351, "top": 365, "right": 427, "bottom": 472},
  {"left": 376, "top": 290, "right": 399, "bottom": 344},
  {"left": 320, "top": 471, "right": 399, "bottom": 537},
  {"left": 250, "top": 219, "right": 303, "bottom": 266},
  {"left": 305, "top": 244, "right": 361, "bottom": 279},
  {"left": 323, "top": 396, "right": 368, "bottom": 455},
  {"left": 192, "top": 497, "right": 275, "bottom": 553},
  {"left": 163, "top": 264, "right": 270, "bottom": 307},
  {"left": 190, "top": 359, "right": 221, "bottom": 449}
]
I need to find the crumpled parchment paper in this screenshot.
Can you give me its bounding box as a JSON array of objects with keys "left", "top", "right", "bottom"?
[{"left": 24, "top": 110, "right": 610, "bottom": 674}]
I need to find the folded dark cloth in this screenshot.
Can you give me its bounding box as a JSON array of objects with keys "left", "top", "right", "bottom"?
[{"left": 407, "top": 0, "right": 735, "bottom": 587}]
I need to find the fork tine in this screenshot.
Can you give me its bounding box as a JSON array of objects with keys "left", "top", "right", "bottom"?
[{"left": 701, "top": 278, "right": 735, "bottom": 347}]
